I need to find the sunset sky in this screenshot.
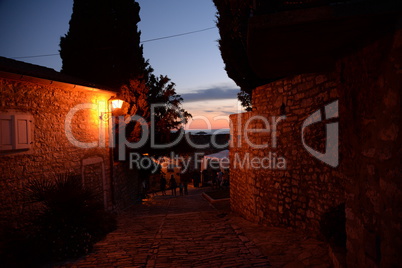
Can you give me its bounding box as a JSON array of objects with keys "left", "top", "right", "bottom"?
[{"left": 0, "top": 0, "right": 244, "bottom": 130}]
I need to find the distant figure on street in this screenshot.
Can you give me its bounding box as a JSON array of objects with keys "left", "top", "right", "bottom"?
[
  {"left": 222, "top": 171, "right": 229, "bottom": 188},
  {"left": 183, "top": 176, "right": 189, "bottom": 195},
  {"left": 209, "top": 169, "right": 216, "bottom": 188},
  {"left": 217, "top": 171, "right": 223, "bottom": 188},
  {"left": 160, "top": 175, "right": 167, "bottom": 195},
  {"left": 211, "top": 171, "right": 218, "bottom": 189},
  {"left": 169, "top": 175, "right": 177, "bottom": 196},
  {"left": 193, "top": 171, "right": 200, "bottom": 187},
  {"left": 181, "top": 174, "right": 189, "bottom": 195},
  {"left": 179, "top": 182, "right": 184, "bottom": 196},
  {"left": 201, "top": 169, "right": 208, "bottom": 187},
  {"left": 177, "top": 172, "right": 184, "bottom": 196}
]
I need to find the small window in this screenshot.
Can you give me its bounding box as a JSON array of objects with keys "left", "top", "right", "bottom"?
[{"left": 0, "top": 113, "right": 33, "bottom": 153}]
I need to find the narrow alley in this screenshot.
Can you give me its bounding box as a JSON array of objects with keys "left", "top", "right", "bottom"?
[{"left": 55, "top": 187, "right": 330, "bottom": 268}]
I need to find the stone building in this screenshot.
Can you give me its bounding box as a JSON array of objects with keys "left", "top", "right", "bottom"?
[
  {"left": 215, "top": 1, "right": 402, "bottom": 267},
  {"left": 0, "top": 57, "right": 139, "bottom": 222}
]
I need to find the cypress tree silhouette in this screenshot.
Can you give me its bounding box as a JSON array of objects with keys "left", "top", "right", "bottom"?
[
  {"left": 60, "top": 0, "right": 148, "bottom": 88},
  {"left": 60, "top": 0, "right": 191, "bottom": 142}
]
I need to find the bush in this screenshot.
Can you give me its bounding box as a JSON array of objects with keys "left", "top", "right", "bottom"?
[
  {"left": 1, "top": 173, "right": 117, "bottom": 266},
  {"left": 319, "top": 203, "right": 346, "bottom": 248}
]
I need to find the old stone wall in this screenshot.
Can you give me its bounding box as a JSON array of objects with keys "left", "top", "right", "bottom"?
[
  {"left": 230, "top": 29, "right": 402, "bottom": 267},
  {"left": 337, "top": 31, "right": 402, "bottom": 268},
  {"left": 230, "top": 72, "right": 343, "bottom": 232},
  {"left": 0, "top": 76, "right": 114, "bottom": 222},
  {"left": 112, "top": 161, "right": 141, "bottom": 210}
]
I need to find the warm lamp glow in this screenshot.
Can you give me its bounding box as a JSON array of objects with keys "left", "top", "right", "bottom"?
[
  {"left": 111, "top": 99, "right": 123, "bottom": 109},
  {"left": 98, "top": 98, "right": 124, "bottom": 121}
]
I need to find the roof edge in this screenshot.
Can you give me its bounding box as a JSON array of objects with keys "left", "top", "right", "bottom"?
[{"left": 0, "top": 70, "right": 116, "bottom": 95}]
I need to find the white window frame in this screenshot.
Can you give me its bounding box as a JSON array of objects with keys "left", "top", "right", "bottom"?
[{"left": 0, "top": 113, "right": 33, "bottom": 153}]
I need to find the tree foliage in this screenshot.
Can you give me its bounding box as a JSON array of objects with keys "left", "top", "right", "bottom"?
[
  {"left": 147, "top": 73, "right": 192, "bottom": 140},
  {"left": 118, "top": 79, "right": 150, "bottom": 143},
  {"left": 60, "top": 0, "right": 191, "bottom": 139},
  {"left": 60, "top": 0, "right": 147, "bottom": 88},
  {"left": 213, "top": 0, "right": 271, "bottom": 111}
]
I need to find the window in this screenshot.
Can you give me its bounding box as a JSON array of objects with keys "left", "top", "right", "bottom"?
[{"left": 0, "top": 113, "right": 33, "bottom": 152}]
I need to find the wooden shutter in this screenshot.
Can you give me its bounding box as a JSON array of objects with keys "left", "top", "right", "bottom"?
[
  {"left": 13, "top": 115, "right": 32, "bottom": 150},
  {"left": 0, "top": 115, "right": 13, "bottom": 151},
  {"left": 0, "top": 114, "right": 32, "bottom": 151}
]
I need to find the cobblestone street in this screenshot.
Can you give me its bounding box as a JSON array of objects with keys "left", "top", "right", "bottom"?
[{"left": 56, "top": 186, "right": 330, "bottom": 268}]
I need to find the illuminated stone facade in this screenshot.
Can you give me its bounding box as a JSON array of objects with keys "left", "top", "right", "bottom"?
[{"left": 0, "top": 62, "right": 138, "bottom": 222}]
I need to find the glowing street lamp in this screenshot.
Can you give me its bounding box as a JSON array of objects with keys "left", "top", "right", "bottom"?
[
  {"left": 111, "top": 99, "right": 124, "bottom": 109},
  {"left": 99, "top": 97, "right": 124, "bottom": 120}
]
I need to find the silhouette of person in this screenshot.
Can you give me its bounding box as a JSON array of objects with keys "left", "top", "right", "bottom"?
[
  {"left": 217, "top": 171, "right": 223, "bottom": 189},
  {"left": 179, "top": 173, "right": 188, "bottom": 196},
  {"left": 169, "top": 175, "right": 177, "bottom": 196},
  {"left": 201, "top": 169, "right": 208, "bottom": 187},
  {"left": 160, "top": 175, "right": 167, "bottom": 196},
  {"left": 193, "top": 170, "right": 200, "bottom": 187},
  {"left": 182, "top": 175, "right": 189, "bottom": 195}
]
